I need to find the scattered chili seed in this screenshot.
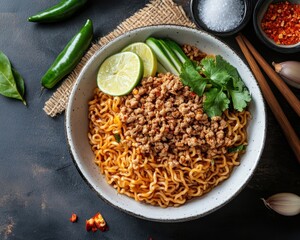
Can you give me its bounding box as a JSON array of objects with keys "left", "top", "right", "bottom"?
[
  {"left": 261, "top": 1, "right": 300, "bottom": 45},
  {"left": 69, "top": 213, "right": 78, "bottom": 223}
]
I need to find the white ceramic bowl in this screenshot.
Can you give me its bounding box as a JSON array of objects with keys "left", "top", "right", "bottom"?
[{"left": 65, "top": 25, "right": 266, "bottom": 222}]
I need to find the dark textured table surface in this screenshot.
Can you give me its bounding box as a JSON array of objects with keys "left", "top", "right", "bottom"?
[{"left": 1, "top": 0, "right": 300, "bottom": 239}]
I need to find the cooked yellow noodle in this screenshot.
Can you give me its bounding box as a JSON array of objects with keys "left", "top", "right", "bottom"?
[{"left": 88, "top": 88, "right": 250, "bottom": 207}]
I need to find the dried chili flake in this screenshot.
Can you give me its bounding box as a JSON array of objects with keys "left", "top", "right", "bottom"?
[
  {"left": 69, "top": 213, "right": 78, "bottom": 223},
  {"left": 93, "top": 212, "right": 108, "bottom": 232},
  {"left": 85, "top": 212, "right": 108, "bottom": 232},
  {"left": 85, "top": 218, "right": 95, "bottom": 232},
  {"left": 261, "top": 1, "right": 300, "bottom": 45}
]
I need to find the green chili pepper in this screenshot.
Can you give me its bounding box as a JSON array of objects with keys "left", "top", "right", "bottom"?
[
  {"left": 28, "top": 0, "right": 87, "bottom": 23},
  {"left": 41, "top": 19, "right": 93, "bottom": 89}
]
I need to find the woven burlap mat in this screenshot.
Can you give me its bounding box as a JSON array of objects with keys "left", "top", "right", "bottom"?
[{"left": 43, "top": 0, "right": 196, "bottom": 117}]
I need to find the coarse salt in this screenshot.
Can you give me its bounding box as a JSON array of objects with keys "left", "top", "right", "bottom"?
[{"left": 198, "top": 0, "right": 245, "bottom": 32}]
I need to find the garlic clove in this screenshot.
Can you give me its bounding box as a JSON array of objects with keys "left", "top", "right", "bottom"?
[
  {"left": 272, "top": 61, "right": 300, "bottom": 89},
  {"left": 262, "top": 192, "right": 300, "bottom": 216}
]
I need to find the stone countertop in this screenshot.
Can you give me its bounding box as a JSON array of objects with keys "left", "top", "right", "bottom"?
[{"left": 0, "top": 0, "right": 299, "bottom": 239}]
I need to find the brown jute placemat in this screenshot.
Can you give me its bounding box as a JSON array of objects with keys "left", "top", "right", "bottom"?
[{"left": 43, "top": 0, "right": 196, "bottom": 117}]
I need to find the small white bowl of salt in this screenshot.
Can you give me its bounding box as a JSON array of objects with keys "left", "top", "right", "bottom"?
[{"left": 190, "top": 0, "right": 253, "bottom": 36}]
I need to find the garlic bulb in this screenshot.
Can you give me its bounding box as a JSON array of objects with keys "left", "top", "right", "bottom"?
[
  {"left": 262, "top": 192, "right": 300, "bottom": 216},
  {"left": 272, "top": 61, "right": 300, "bottom": 89}
]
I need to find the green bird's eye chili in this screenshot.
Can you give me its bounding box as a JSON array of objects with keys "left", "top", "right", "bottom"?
[
  {"left": 41, "top": 19, "right": 93, "bottom": 89},
  {"left": 28, "top": 0, "right": 87, "bottom": 23}
]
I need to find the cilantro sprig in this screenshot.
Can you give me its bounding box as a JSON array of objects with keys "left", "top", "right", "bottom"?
[{"left": 179, "top": 55, "right": 251, "bottom": 117}]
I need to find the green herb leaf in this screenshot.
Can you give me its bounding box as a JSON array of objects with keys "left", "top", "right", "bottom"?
[
  {"left": 12, "top": 68, "right": 26, "bottom": 105},
  {"left": 228, "top": 145, "right": 246, "bottom": 153},
  {"left": 229, "top": 89, "right": 251, "bottom": 112},
  {"left": 201, "top": 56, "right": 232, "bottom": 87},
  {"left": 114, "top": 133, "right": 121, "bottom": 143},
  {"left": 204, "top": 88, "right": 230, "bottom": 117},
  {"left": 180, "top": 60, "right": 207, "bottom": 96},
  {"left": 211, "top": 56, "right": 252, "bottom": 111},
  {"left": 179, "top": 51, "right": 251, "bottom": 117},
  {"left": 0, "top": 51, "right": 26, "bottom": 105}
]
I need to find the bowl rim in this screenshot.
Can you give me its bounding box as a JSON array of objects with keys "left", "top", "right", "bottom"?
[
  {"left": 253, "top": 0, "right": 300, "bottom": 53},
  {"left": 65, "top": 24, "right": 267, "bottom": 222},
  {"left": 190, "top": 0, "right": 252, "bottom": 37}
]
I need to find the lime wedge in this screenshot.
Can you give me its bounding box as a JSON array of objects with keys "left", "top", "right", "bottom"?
[
  {"left": 97, "top": 52, "right": 143, "bottom": 96},
  {"left": 122, "top": 42, "right": 157, "bottom": 77}
]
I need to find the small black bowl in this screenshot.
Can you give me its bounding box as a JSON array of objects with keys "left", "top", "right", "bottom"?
[
  {"left": 253, "top": 0, "right": 300, "bottom": 53},
  {"left": 190, "top": 0, "right": 253, "bottom": 37}
]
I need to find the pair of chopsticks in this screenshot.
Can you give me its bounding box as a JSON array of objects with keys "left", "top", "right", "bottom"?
[{"left": 235, "top": 34, "right": 300, "bottom": 164}]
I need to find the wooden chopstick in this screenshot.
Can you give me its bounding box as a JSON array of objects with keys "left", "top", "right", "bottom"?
[
  {"left": 235, "top": 34, "right": 300, "bottom": 164},
  {"left": 240, "top": 34, "right": 300, "bottom": 118}
]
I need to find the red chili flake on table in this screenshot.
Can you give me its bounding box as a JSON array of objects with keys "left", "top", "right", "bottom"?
[
  {"left": 85, "top": 212, "right": 108, "bottom": 232},
  {"left": 261, "top": 1, "right": 300, "bottom": 45},
  {"left": 69, "top": 213, "right": 78, "bottom": 223},
  {"left": 93, "top": 212, "right": 108, "bottom": 232},
  {"left": 85, "top": 218, "right": 95, "bottom": 232}
]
